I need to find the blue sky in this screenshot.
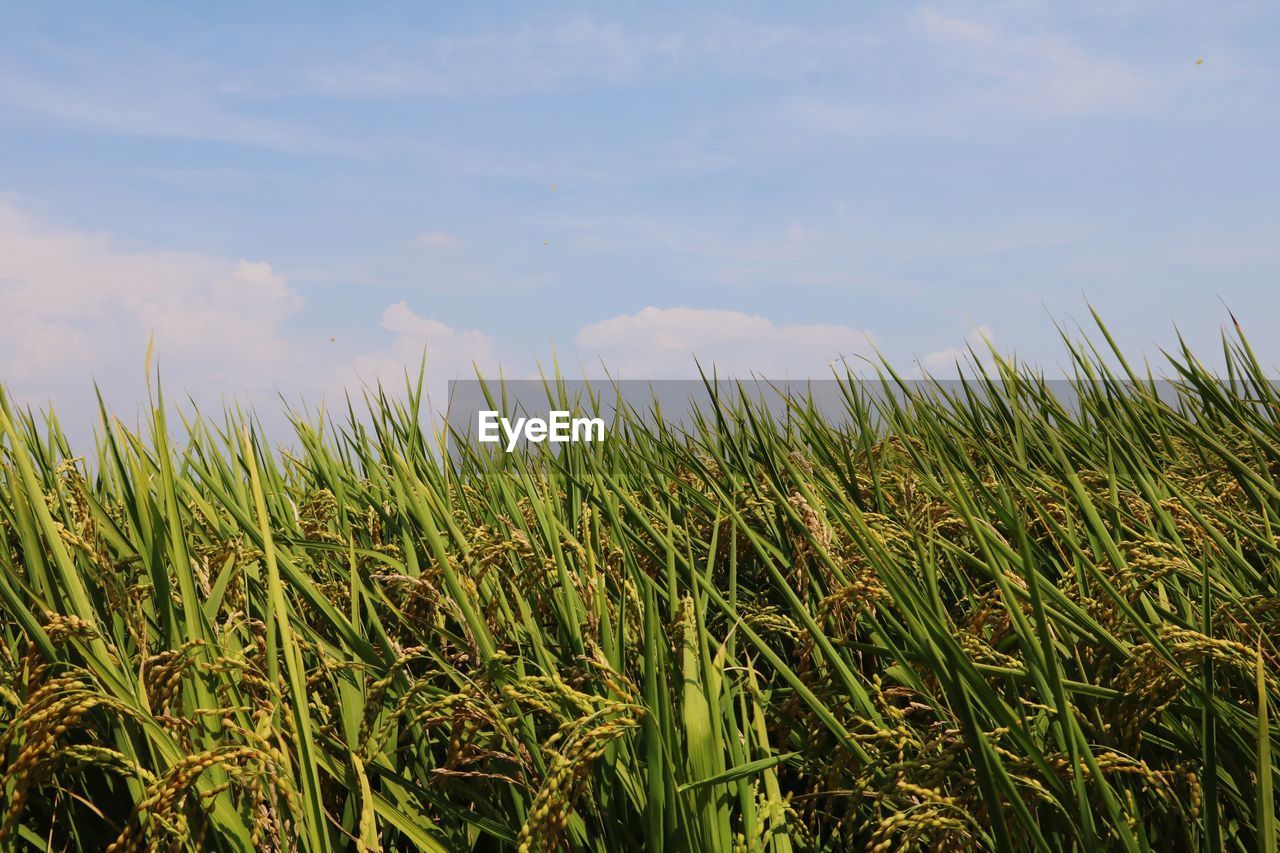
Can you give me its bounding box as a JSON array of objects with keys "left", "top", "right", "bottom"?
[{"left": 2, "top": 2, "right": 1278, "bottom": 431}]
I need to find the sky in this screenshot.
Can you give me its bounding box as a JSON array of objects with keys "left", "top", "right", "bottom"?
[{"left": 2, "top": 2, "right": 1278, "bottom": 435}]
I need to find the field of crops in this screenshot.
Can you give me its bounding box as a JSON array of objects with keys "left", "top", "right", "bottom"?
[{"left": 2, "top": 323, "right": 1279, "bottom": 851}]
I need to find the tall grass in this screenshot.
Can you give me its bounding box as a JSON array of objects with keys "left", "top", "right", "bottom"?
[{"left": 1, "top": 319, "right": 1278, "bottom": 851}]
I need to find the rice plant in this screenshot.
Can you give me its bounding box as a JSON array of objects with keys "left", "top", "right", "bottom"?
[{"left": 1, "top": 317, "right": 1278, "bottom": 851}]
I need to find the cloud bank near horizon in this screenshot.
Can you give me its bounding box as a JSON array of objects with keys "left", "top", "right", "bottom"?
[{"left": 0, "top": 200, "right": 987, "bottom": 424}]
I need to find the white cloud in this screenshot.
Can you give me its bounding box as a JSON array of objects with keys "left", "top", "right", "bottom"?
[
  {"left": 574, "top": 306, "right": 878, "bottom": 377},
  {"left": 343, "top": 302, "right": 501, "bottom": 408},
  {"left": 307, "top": 16, "right": 878, "bottom": 98},
  {"left": 348, "top": 302, "right": 883, "bottom": 392},
  {"left": 790, "top": 8, "right": 1174, "bottom": 138},
  {"left": 919, "top": 325, "right": 996, "bottom": 375},
  {"left": 0, "top": 201, "right": 306, "bottom": 400},
  {"left": 414, "top": 230, "right": 463, "bottom": 250},
  {"left": 0, "top": 201, "right": 1011, "bottom": 429},
  {"left": 0, "top": 73, "right": 361, "bottom": 156},
  {"left": 914, "top": 8, "right": 1161, "bottom": 119}
]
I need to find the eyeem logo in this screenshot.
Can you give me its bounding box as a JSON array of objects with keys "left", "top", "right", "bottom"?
[{"left": 478, "top": 410, "right": 605, "bottom": 452}]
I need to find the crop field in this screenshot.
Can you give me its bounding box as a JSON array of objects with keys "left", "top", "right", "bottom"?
[{"left": 2, "top": 322, "right": 1279, "bottom": 852}]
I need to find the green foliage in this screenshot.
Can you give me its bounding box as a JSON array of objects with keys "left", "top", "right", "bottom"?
[{"left": 1, "top": 318, "right": 1278, "bottom": 851}]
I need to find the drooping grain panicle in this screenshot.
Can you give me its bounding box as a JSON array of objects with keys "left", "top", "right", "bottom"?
[{"left": 1, "top": 314, "right": 1278, "bottom": 851}]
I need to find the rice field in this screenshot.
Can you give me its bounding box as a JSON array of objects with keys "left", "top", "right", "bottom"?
[{"left": 2, "top": 320, "right": 1279, "bottom": 851}]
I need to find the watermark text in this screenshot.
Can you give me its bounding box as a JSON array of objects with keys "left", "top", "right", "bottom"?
[{"left": 477, "top": 410, "right": 605, "bottom": 452}]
